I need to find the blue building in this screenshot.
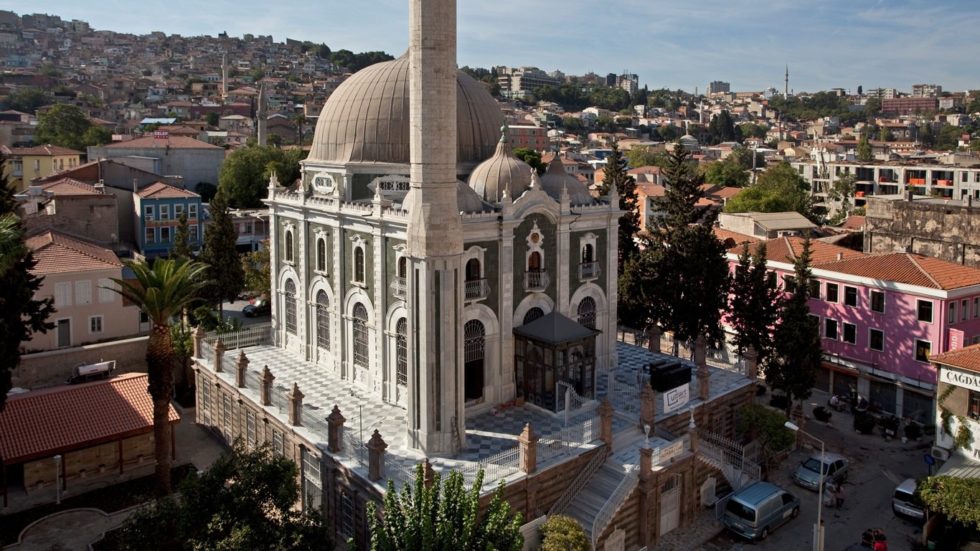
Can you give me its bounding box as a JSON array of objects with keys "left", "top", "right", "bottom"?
[{"left": 135, "top": 182, "right": 203, "bottom": 258}]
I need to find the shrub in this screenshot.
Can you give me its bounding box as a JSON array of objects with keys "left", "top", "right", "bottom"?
[
  {"left": 813, "top": 406, "right": 832, "bottom": 423},
  {"left": 904, "top": 422, "right": 922, "bottom": 440},
  {"left": 769, "top": 394, "right": 789, "bottom": 410},
  {"left": 540, "top": 515, "right": 590, "bottom": 551},
  {"left": 854, "top": 412, "right": 876, "bottom": 434}
]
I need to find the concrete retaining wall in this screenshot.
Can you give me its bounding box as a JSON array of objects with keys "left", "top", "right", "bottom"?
[{"left": 13, "top": 336, "right": 148, "bottom": 389}]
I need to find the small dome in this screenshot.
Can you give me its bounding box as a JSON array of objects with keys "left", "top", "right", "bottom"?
[
  {"left": 468, "top": 132, "right": 533, "bottom": 203},
  {"left": 539, "top": 156, "right": 595, "bottom": 205},
  {"left": 308, "top": 54, "right": 503, "bottom": 166}
]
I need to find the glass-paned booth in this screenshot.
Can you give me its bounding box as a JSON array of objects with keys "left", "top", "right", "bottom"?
[{"left": 514, "top": 311, "right": 599, "bottom": 412}]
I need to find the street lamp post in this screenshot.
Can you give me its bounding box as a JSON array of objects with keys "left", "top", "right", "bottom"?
[
  {"left": 785, "top": 421, "right": 824, "bottom": 551},
  {"left": 53, "top": 454, "right": 62, "bottom": 505}
]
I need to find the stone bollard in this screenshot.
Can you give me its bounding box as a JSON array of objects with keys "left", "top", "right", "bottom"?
[
  {"left": 695, "top": 335, "right": 710, "bottom": 401},
  {"left": 639, "top": 446, "right": 653, "bottom": 480},
  {"left": 288, "top": 383, "right": 304, "bottom": 426},
  {"left": 599, "top": 398, "right": 615, "bottom": 450},
  {"left": 742, "top": 346, "right": 759, "bottom": 381},
  {"left": 260, "top": 366, "right": 274, "bottom": 406},
  {"left": 518, "top": 423, "right": 538, "bottom": 474},
  {"left": 647, "top": 325, "right": 661, "bottom": 354},
  {"left": 327, "top": 405, "right": 345, "bottom": 453},
  {"left": 213, "top": 339, "right": 226, "bottom": 373},
  {"left": 367, "top": 430, "right": 388, "bottom": 482},
  {"left": 193, "top": 325, "right": 205, "bottom": 358},
  {"left": 235, "top": 350, "right": 249, "bottom": 388},
  {"left": 640, "top": 384, "right": 655, "bottom": 432},
  {"left": 422, "top": 458, "right": 435, "bottom": 489},
  {"left": 688, "top": 411, "right": 699, "bottom": 455}
]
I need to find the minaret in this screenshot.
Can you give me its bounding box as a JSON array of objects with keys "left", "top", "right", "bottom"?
[
  {"left": 784, "top": 65, "right": 789, "bottom": 98},
  {"left": 405, "top": 0, "right": 465, "bottom": 454},
  {"left": 257, "top": 83, "right": 268, "bottom": 147},
  {"left": 221, "top": 52, "right": 228, "bottom": 102}
]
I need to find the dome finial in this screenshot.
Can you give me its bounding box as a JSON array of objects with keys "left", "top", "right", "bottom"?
[
  {"left": 499, "top": 122, "right": 509, "bottom": 144},
  {"left": 529, "top": 168, "right": 541, "bottom": 189}
]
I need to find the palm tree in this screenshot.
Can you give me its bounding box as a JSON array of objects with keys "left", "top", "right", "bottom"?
[{"left": 110, "top": 258, "right": 208, "bottom": 495}]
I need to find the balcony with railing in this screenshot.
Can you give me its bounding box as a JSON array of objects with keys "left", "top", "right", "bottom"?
[
  {"left": 524, "top": 270, "right": 549, "bottom": 292},
  {"left": 579, "top": 261, "right": 600, "bottom": 281},
  {"left": 391, "top": 277, "right": 406, "bottom": 300},
  {"left": 465, "top": 278, "right": 489, "bottom": 301}
]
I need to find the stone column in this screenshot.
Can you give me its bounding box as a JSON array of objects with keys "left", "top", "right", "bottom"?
[
  {"left": 518, "top": 423, "right": 538, "bottom": 474},
  {"left": 647, "top": 325, "right": 661, "bottom": 354},
  {"left": 688, "top": 411, "right": 699, "bottom": 455},
  {"left": 742, "top": 345, "right": 759, "bottom": 381},
  {"left": 193, "top": 325, "right": 205, "bottom": 358},
  {"left": 422, "top": 458, "right": 435, "bottom": 489},
  {"left": 367, "top": 430, "right": 388, "bottom": 482},
  {"left": 638, "top": 447, "right": 654, "bottom": 547},
  {"left": 599, "top": 398, "right": 614, "bottom": 449},
  {"left": 288, "top": 383, "right": 304, "bottom": 426},
  {"left": 695, "top": 335, "right": 710, "bottom": 401},
  {"left": 641, "top": 384, "right": 655, "bottom": 432},
  {"left": 260, "top": 366, "right": 274, "bottom": 406},
  {"left": 213, "top": 339, "right": 226, "bottom": 373},
  {"left": 327, "top": 405, "right": 345, "bottom": 453},
  {"left": 235, "top": 350, "right": 249, "bottom": 388}
]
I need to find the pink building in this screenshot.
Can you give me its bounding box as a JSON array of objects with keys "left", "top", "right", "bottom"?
[{"left": 726, "top": 236, "right": 980, "bottom": 423}]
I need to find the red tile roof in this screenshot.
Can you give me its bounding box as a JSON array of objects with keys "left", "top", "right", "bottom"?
[
  {"left": 137, "top": 181, "right": 199, "bottom": 199},
  {"left": 103, "top": 135, "right": 222, "bottom": 150},
  {"left": 730, "top": 236, "right": 865, "bottom": 265},
  {"left": 818, "top": 253, "right": 980, "bottom": 290},
  {"left": 841, "top": 215, "right": 866, "bottom": 231},
  {"left": 3, "top": 144, "right": 82, "bottom": 156},
  {"left": 0, "top": 374, "right": 180, "bottom": 464},
  {"left": 26, "top": 230, "right": 122, "bottom": 274},
  {"left": 714, "top": 228, "right": 759, "bottom": 247},
  {"left": 38, "top": 177, "right": 105, "bottom": 196},
  {"left": 931, "top": 344, "right": 980, "bottom": 374}
]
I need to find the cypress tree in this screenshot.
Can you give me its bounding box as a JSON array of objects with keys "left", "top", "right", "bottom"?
[
  {"left": 199, "top": 192, "right": 244, "bottom": 317},
  {"left": 600, "top": 143, "right": 641, "bottom": 271},
  {"left": 170, "top": 211, "right": 193, "bottom": 260},
  {"left": 728, "top": 242, "right": 780, "bottom": 364}
]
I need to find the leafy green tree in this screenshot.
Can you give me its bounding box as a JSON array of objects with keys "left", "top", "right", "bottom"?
[
  {"left": 656, "top": 124, "right": 683, "bottom": 142},
  {"left": 968, "top": 97, "right": 980, "bottom": 114},
  {"left": 199, "top": 193, "right": 244, "bottom": 317},
  {"left": 205, "top": 112, "right": 220, "bottom": 127},
  {"left": 242, "top": 242, "right": 271, "bottom": 298},
  {"left": 539, "top": 515, "right": 590, "bottom": 551},
  {"left": 112, "top": 443, "right": 330, "bottom": 549},
  {"left": 598, "top": 144, "right": 640, "bottom": 271},
  {"left": 917, "top": 123, "right": 935, "bottom": 147},
  {"left": 35, "top": 104, "right": 98, "bottom": 151},
  {"left": 218, "top": 145, "right": 306, "bottom": 208},
  {"left": 625, "top": 146, "right": 665, "bottom": 168},
  {"left": 368, "top": 466, "right": 523, "bottom": 551},
  {"left": 728, "top": 243, "right": 779, "bottom": 364},
  {"left": 561, "top": 116, "right": 584, "bottom": 132},
  {"left": 513, "top": 147, "right": 545, "bottom": 175},
  {"left": 0, "top": 183, "right": 55, "bottom": 409},
  {"left": 701, "top": 156, "right": 749, "bottom": 188},
  {"left": 827, "top": 174, "right": 856, "bottom": 220},
  {"left": 857, "top": 132, "right": 873, "bottom": 162},
  {"left": 110, "top": 258, "right": 207, "bottom": 493},
  {"left": 936, "top": 124, "right": 964, "bottom": 151},
  {"left": 706, "top": 110, "right": 739, "bottom": 145},
  {"left": 738, "top": 122, "right": 768, "bottom": 139},
  {"left": 5, "top": 88, "right": 49, "bottom": 113},
  {"left": 621, "top": 148, "right": 729, "bottom": 351},
  {"left": 877, "top": 126, "right": 893, "bottom": 142},
  {"left": 724, "top": 162, "right": 814, "bottom": 220},
  {"left": 83, "top": 125, "right": 112, "bottom": 147},
  {"left": 765, "top": 235, "right": 822, "bottom": 416},
  {"left": 736, "top": 403, "right": 795, "bottom": 478},
  {"left": 917, "top": 476, "right": 980, "bottom": 528},
  {"left": 170, "top": 212, "right": 193, "bottom": 260}
]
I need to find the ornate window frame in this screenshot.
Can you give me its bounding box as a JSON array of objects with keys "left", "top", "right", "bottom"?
[
  {"left": 314, "top": 228, "right": 328, "bottom": 275},
  {"left": 283, "top": 222, "right": 296, "bottom": 265},
  {"left": 524, "top": 221, "right": 545, "bottom": 272},
  {"left": 350, "top": 234, "right": 367, "bottom": 286}
]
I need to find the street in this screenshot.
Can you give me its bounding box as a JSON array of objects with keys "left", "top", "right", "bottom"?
[
  {"left": 222, "top": 298, "right": 270, "bottom": 328},
  {"left": 709, "top": 389, "right": 931, "bottom": 551}
]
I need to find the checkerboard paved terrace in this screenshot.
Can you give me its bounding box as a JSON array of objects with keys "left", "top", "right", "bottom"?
[{"left": 196, "top": 338, "right": 750, "bottom": 493}]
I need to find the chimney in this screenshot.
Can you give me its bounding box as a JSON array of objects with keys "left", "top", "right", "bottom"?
[
  {"left": 906, "top": 190, "right": 914, "bottom": 202},
  {"left": 94, "top": 179, "right": 105, "bottom": 193},
  {"left": 836, "top": 252, "right": 844, "bottom": 261}
]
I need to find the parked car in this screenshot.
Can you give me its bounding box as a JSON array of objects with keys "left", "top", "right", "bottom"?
[
  {"left": 892, "top": 478, "right": 926, "bottom": 521},
  {"left": 243, "top": 298, "right": 271, "bottom": 317},
  {"left": 792, "top": 452, "right": 849, "bottom": 491},
  {"left": 722, "top": 481, "right": 800, "bottom": 540}
]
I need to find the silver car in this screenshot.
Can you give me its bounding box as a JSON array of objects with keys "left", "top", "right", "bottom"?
[
  {"left": 792, "top": 452, "right": 849, "bottom": 491},
  {"left": 892, "top": 478, "right": 925, "bottom": 521}
]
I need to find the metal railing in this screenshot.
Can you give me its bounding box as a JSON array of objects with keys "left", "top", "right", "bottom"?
[
  {"left": 202, "top": 323, "right": 273, "bottom": 353},
  {"left": 579, "top": 261, "right": 600, "bottom": 280},
  {"left": 537, "top": 413, "right": 600, "bottom": 466},
  {"left": 556, "top": 381, "right": 594, "bottom": 425},
  {"left": 343, "top": 429, "right": 368, "bottom": 468},
  {"left": 459, "top": 445, "right": 521, "bottom": 490},
  {"left": 592, "top": 466, "right": 638, "bottom": 548},
  {"left": 523, "top": 270, "right": 549, "bottom": 292},
  {"left": 391, "top": 277, "right": 406, "bottom": 300},
  {"left": 464, "top": 278, "right": 489, "bottom": 300},
  {"left": 548, "top": 445, "right": 610, "bottom": 515}
]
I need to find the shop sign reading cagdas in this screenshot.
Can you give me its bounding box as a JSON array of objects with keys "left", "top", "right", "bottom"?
[{"left": 943, "top": 368, "right": 980, "bottom": 393}]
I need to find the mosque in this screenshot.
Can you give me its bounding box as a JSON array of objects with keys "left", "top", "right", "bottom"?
[{"left": 192, "top": 1, "right": 756, "bottom": 548}]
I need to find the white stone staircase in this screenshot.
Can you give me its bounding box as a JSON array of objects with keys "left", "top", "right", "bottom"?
[{"left": 564, "top": 462, "right": 635, "bottom": 542}]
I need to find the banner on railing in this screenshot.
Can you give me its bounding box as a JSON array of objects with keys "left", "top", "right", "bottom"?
[{"left": 663, "top": 382, "right": 689, "bottom": 414}]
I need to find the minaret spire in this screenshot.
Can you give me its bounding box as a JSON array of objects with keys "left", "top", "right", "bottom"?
[
  {"left": 257, "top": 83, "right": 268, "bottom": 147},
  {"left": 221, "top": 52, "right": 228, "bottom": 102},
  {"left": 784, "top": 64, "right": 789, "bottom": 98}
]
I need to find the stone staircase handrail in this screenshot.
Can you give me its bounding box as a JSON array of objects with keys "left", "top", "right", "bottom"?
[
  {"left": 548, "top": 445, "right": 610, "bottom": 516},
  {"left": 591, "top": 465, "right": 638, "bottom": 549}
]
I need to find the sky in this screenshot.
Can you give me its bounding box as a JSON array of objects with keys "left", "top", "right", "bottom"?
[{"left": 10, "top": 0, "right": 980, "bottom": 93}]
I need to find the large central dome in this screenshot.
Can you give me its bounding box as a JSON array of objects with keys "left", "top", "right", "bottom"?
[{"left": 308, "top": 54, "right": 504, "bottom": 166}]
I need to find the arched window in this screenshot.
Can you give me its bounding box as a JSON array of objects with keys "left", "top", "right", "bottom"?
[
  {"left": 354, "top": 247, "right": 365, "bottom": 283},
  {"left": 523, "top": 307, "right": 544, "bottom": 325},
  {"left": 316, "top": 238, "right": 326, "bottom": 272},
  {"left": 577, "top": 297, "right": 597, "bottom": 330},
  {"left": 284, "top": 280, "right": 297, "bottom": 334},
  {"left": 581, "top": 244, "right": 594, "bottom": 263},
  {"left": 397, "top": 256, "right": 407, "bottom": 279},
  {"left": 284, "top": 230, "right": 294, "bottom": 263},
  {"left": 316, "top": 290, "right": 329, "bottom": 349},
  {"left": 464, "top": 320, "right": 485, "bottom": 401},
  {"left": 396, "top": 318, "right": 407, "bottom": 386},
  {"left": 352, "top": 303, "right": 369, "bottom": 368},
  {"left": 465, "top": 258, "right": 481, "bottom": 281},
  {"left": 528, "top": 251, "right": 542, "bottom": 272}
]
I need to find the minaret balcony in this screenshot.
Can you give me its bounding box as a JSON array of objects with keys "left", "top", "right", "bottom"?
[
  {"left": 523, "top": 270, "right": 550, "bottom": 292},
  {"left": 465, "top": 278, "right": 489, "bottom": 301}
]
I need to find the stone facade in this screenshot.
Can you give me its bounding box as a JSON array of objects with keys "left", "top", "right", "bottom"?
[{"left": 865, "top": 196, "right": 980, "bottom": 268}]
